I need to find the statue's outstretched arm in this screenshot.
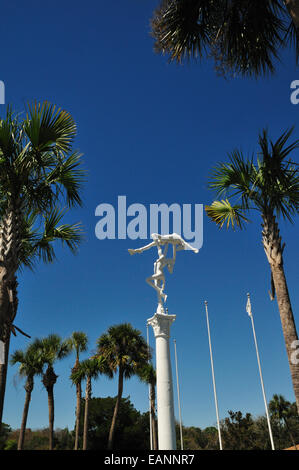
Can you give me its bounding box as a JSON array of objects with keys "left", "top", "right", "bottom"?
[
  {"left": 128, "top": 240, "right": 157, "bottom": 255},
  {"left": 180, "top": 239, "right": 199, "bottom": 253},
  {"left": 170, "top": 234, "right": 198, "bottom": 253}
]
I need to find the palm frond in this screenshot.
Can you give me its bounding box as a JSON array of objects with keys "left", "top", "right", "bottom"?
[
  {"left": 209, "top": 150, "right": 256, "bottom": 208},
  {"left": 151, "top": 0, "right": 291, "bottom": 77},
  {"left": 32, "top": 207, "right": 83, "bottom": 263},
  {"left": 151, "top": 0, "right": 212, "bottom": 63},
  {"left": 46, "top": 151, "right": 86, "bottom": 207},
  {"left": 24, "top": 102, "right": 77, "bottom": 155},
  {"left": 256, "top": 128, "right": 299, "bottom": 221},
  {"left": 70, "top": 331, "right": 89, "bottom": 356},
  {"left": 205, "top": 199, "right": 249, "bottom": 229}
]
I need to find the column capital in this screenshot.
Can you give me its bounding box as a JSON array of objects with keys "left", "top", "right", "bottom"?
[{"left": 147, "top": 312, "right": 176, "bottom": 339}]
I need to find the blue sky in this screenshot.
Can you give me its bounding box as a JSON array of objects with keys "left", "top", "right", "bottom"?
[{"left": 2, "top": 0, "right": 299, "bottom": 436}]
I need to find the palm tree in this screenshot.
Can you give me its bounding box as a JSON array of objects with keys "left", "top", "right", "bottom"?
[
  {"left": 33, "top": 334, "right": 72, "bottom": 450},
  {"left": 269, "top": 394, "right": 298, "bottom": 448},
  {"left": 69, "top": 331, "right": 88, "bottom": 450},
  {"left": 96, "top": 323, "right": 150, "bottom": 449},
  {"left": 71, "top": 356, "right": 111, "bottom": 450},
  {"left": 10, "top": 342, "right": 43, "bottom": 450},
  {"left": 0, "top": 102, "right": 85, "bottom": 430},
  {"left": 205, "top": 127, "right": 299, "bottom": 413},
  {"left": 150, "top": 1, "right": 299, "bottom": 77},
  {"left": 137, "top": 363, "right": 158, "bottom": 450}
]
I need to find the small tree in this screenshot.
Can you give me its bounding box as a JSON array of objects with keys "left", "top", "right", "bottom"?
[
  {"left": 71, "top": 356, "right": 111, "bottom": 450},
  {"left": 33, "top": 334, "right": 72, "bottom": 450},
  {"left": 10, "top": 342, "right": 43, "bottom": 449},
  {"left": 69, "top": 331, "right": 88, "bottom": 450},
  {"left": 136, "top": 363, "right": 158, "bottom": 450},
  {"left": 96, "top": 323, "right": 150, "bottom": 449},
  {"left": 269, "top": 394, "right": 298, "bottom": 449}
]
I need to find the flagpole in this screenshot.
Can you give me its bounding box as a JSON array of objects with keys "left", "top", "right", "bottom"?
[
  {"left": 146, "top": 323, "right": 153, "bottom": 450},
  {"left": 246, "top": 293, "right": 275, "bottom": 450},
  {"left": 204, "top": 301, "right": 223, "bottom": 450},
  {"left": 173, "top": 339, "right": 184, "bottom": 450}
]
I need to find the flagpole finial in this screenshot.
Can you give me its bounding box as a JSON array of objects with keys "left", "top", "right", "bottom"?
[
  {"left": 204, "top": 300, "right": 208, "bottom": 306},
  {"left": 247, "top": 292, "right": 250, "bottom": 298}
]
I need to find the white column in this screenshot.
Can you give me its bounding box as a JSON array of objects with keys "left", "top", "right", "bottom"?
[{"left": 147, "top": 312, "right": 176, "bottom": 450}]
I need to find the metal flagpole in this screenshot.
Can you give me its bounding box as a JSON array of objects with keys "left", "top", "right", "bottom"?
[
  {"left": 146, "top": 323, "right": 153, "bottom": 450},
  {"left": 173, "top": 339, "right": 184, "bottom": 450},
  {"left": 246, "top": 293, "right": 275, "bottom": 450},
  {"left": 204, "top": 301, "right": 223, "bottom": 450}
]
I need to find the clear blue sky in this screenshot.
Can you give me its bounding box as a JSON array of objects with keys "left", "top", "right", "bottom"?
[{"left": 2, "top": 1, "right": 299, "bottom": 434}]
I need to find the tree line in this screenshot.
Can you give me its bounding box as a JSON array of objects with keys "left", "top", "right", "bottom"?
[
  {"left": 1, "top": 393, "right": 298, "bottom": 450},
  {"left": 7, "top": 325, "right": 156, "bottom": 451}
]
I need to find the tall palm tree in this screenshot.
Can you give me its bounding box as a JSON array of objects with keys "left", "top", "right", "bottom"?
[
  {"left": 10, "top": 342, "right": 43, "bottom": 450},
  {"left": 69, "top": 331, "right": 88, "bottom": 450},
  {"left": 33, "top": 334, "right": 72, "bottom": 450},
  {"left": 205, "top": 128, "right": 299, "bottom": 413},
  {"left": 137, "top": 363, "right": 158, "bottom": 450},
  {"left": 269, "top": 394, "right": 298, "bottom": 448},
  {"left": 0, "top": 102, "right": 85, "bottom": 430},
  {"left": 151, "top": 1, "right": 299, "bottom": 77},
  {"left": 96, "top": 323, "right": 150, "bottom": 450},
  {"left": 71, "top": 356, "right": 111, "bottom": 450}
]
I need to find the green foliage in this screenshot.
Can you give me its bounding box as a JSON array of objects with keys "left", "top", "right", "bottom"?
[
  {"left": 206, "top": 199, "right": 249, "bottom": 230},
  {"left": 96, "top": 323, "right": 150, "bottom": 379},
  {"left": 53, "top": 428, "right": 74, "bottom": 450},
  {"left": 0, "top": 423, "right": 12, "bottom": 450},
  {"left": 0, "top": 102, "right": 85, "bottom": 272},
  {"left": 77, "top": 397, "right": 150, "bottom": 450},
  {"left": 206, "top": 128, "right": 299, "bottom": 227},
  {"left": 221, "top": 410, "right": 258, "bottom": 450},
  {"left": 71, "top": 356, "right": 111, "bottom": 385},
  {"left": 2, "top": 395, "right": 299, "bottom": 450},
  {"left": 31, "top": 333, "right": 72, "bottom": 369},
  {"left": 3, "top": 427, "right": 74, "bottom": 450},
  {"left": 4, "top": 438, "right": 17, "bottom": 450},
  {"left": 10, "top": 341, "right": 44, "bottom": 378},
  {"left": 69, "top": 331, "right": 89, "bottom": 362},
  {"left": 269, "top": 394, "right": 299, "bottom": 449},
  {"left": 136, "top": 363, "right": 156, "bottom": 386},
  {"left": 151, "top": 1, "right": 299, "bottom": 77}
]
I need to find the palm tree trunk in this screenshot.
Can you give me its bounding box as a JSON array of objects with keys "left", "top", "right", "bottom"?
[
  {"left": 18, "top": 376, "right": 33, "bottom": 450},
  {"left": 271, "top": 263, "right": 299, "bottom": 413},
  {"left": 83, "top": 377, "right": 91, "bottom": 451},
  {"left": 47, "top": 386, "right": 55, "bottom": 450},
  {"left": 42, "top": 366, "right": 58, "bottom": 450},
  {"left": 74, "top": 381, "right": 82, "bottom": 450},
  {"left": 108, "top": 367, "right": 123, "bottom": 450},
  {"left": 0, "top": 202, "right": 21, "bottom": 340},
  {"left": 150, "top": 383, "right": 158, "bottom": 450},
  {"left": 0, "top": 330, "right": 10, "bottom": 431},
  {"left": 262, "top": 214, "right": 299, "bottom": 414},
  {"left": 0, "top": 202, "right": 22, "bottom": 429},
  {"left": 285, "top": 0, "right": 299, "bottom": 28}
]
